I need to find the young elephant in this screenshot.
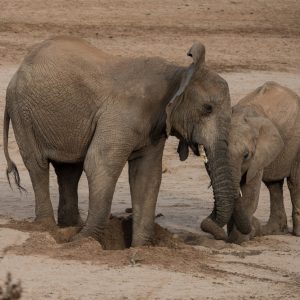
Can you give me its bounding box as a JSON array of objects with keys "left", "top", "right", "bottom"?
[
  {"left": 226, "top": 82, "right": 300, "bottom": 243},
  {"left": 3, "top": 37, "right": 241, "bottom": 246}
]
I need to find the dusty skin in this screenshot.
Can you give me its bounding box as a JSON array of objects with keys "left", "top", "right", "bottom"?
[{"left": 0, "top": 0, "right": 300, "bottom": 299}]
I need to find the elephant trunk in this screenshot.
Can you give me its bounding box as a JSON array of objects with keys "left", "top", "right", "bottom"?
[
  {"left": 230, "top": 168, "right": 252, "bottom": 235},
  {"left": 232, "top": 198, "right": 252, "bottom": 235},
  {"left": 201, "top": 138, "right": 235, "bottom": 239}
]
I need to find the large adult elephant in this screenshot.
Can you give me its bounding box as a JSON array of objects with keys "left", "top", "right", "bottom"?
[{"left": 3, "top": 37, "right": 245, "bottom": 246}]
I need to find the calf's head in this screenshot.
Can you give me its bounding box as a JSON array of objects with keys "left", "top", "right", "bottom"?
[{"left": 228, "top": 106, "right": 284, "bottom": 242}]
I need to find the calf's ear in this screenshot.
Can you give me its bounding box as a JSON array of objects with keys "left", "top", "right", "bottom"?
[{"left": 246, "top": 116, "right": 284, "bottom": 184}]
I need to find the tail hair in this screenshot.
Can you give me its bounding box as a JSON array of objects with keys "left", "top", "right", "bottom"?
[
  {"left": 6, "top": 162, "right": 26, "bottom": 193},
  {"left": 3, "top": 97, "right": 26, "bottom": 193}
]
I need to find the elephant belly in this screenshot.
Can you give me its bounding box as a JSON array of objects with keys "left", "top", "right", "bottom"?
[
  {"left": 33, "top": 112, "right": 96, "bottom": 163},
  {"left": 9, "top": 98, "right": 97, "bottom": 164}
]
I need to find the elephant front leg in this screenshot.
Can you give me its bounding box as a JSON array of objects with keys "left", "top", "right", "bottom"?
[
  {"left": 71, "top": 127, "right": 132, "bottom": 245},
  {"left": 78, "top": 170, "right": 119, "bottom": 245},
  {"left": 262, "top": 179, "right": 288, "bottom": 235},
  {"left": 76, "top": 164, "right": 127, "bottom": 245},
  {"left": 291, "top": 188, "right": 300, "bottom": 237},
  {"left": 128, "top": 139, "right": 165, "bottom": 247},
  {"left": 228, "top": 171, "right": 262, "bottom": 243},
  {"left": 287, "top": 172, "right": 300, "bottom": 236}
]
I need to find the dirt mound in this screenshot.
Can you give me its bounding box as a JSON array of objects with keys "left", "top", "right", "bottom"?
[
  {"left": 0, "top": 214, "right": 180, "bottom": 250},
  {"left": 1, "top": 218, "right": 214, "bottom": 274},
  {"left": 4, "top": 230, "right": 212, "bottom": 273}
]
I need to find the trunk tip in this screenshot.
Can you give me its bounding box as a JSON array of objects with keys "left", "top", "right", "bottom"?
[
  {"left": 236, "top": 223, "right": 252, "bottom": 235},
  {"left": 233, "top": 209, "right": 252, "bottom": 235},
  {"left": 200, "top": 217, "right": 227, "bottom": 240}
]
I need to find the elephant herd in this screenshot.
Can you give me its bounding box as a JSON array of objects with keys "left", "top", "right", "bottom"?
[{"left": 3, "top": 37, "right": 300, "bottom": 246}]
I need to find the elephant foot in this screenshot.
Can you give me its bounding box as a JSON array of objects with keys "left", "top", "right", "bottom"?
[
  {"left": 35, "top": 215, "right": 56, "bottom": 230},
  {"left": 293, "top": 220, "right": 300, "bottom": 236},
  {"left": 293, "top": 227, "right": 300, "bottom": 237},
  {"left": 200, "top": 217, "right": 227, "bottom": 240},
  {"left": 292, "top": 215, "right": 300, "bottom": 236},
  {"left": 69, "top": 227, "right": 102, "bottom": 244},
  {"left": 55, "top": 226, "right": 82, "bottom": 243},
  {"left": 227, "top": 227, "right": 250, "bottom": 244},
  {"left": 227, "top": 217, "right": 263, "bottom": 244},
  {"left": 131, "top": 235, "right": 154, "bottom": 247},
  {"left": 261, "top": 220, "right": 288, "bottom": 236}
]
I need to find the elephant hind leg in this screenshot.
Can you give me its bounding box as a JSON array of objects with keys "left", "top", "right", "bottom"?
[
  {"left": 25, "top": 159, "right": 55, "bottom": 227},
  {"left": 262, "top": 179, "right": 288, "bottom": 235},
  {"left": 52, "top": 161, "right": 84, "bottom": 227},
  {"left": 8, "top": 112, "right": 55, "bottom": 227}
]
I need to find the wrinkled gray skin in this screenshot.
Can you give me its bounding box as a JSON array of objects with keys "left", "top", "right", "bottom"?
[
  {"left": 225, "top": 82, "right": 300, "bottom": 244},
  {"left": 3, "top": 37, "right": 238, "bottom": 246}
]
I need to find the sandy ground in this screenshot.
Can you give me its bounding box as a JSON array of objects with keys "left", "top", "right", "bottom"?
[{"left": 0, "top": 1, "right": 300, "bottom": 299}]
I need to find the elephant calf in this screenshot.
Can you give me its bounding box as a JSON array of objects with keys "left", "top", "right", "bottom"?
[{"left": 226, "top": 82, "right": 300, "bottom": 243}]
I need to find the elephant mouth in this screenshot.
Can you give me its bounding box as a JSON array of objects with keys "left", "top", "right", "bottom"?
[
  {"left": 240, "top": 172, "right": 247, "bottom": 186},
  {"left": 198, "top": 145, "right": 209, "bottom": 164},
  {"left": 199, "top": 146, "right": 214, "bottom": 190},
  {"left": 238, "top": 172, "right": 247, "bottom": 196},
  {"left": 199, "top": 146, "right": 212, "bottom": 188},
  {"left": 183, "top": 141, "right": 209, "bottom": 164}
]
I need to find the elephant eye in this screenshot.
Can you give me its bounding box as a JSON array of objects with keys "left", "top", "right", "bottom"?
[
  {"left": 203, "top": 104, "right": 213, "bottom": 115},
  {"left": 243, "top": 150, "right": 250, "bottom": 160}
]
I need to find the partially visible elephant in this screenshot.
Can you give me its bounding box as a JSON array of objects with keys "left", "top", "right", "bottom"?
[
  {"left": 222, "top": 82, "right": 300, "bottom": 243},
  {"left": 3, "top": 36, "right": 242, "bottom": 246}
]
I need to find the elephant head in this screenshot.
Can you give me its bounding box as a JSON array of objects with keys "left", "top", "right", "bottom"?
[
  {"left": 227, "top": 106, "right": 284, "bottom": 242},
  {"left": 165, "top": 42, "right": 244, "bottom": 239}
]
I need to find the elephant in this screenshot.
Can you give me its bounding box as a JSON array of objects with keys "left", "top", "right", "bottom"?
[
  {"left": 3, "top": 36, "right": 243, "bottom": 246},
  {"left": 219, "top": 81, "right": 300, "bottom": 243}
]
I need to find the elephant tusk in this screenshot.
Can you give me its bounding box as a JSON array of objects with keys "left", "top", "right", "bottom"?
[
  {"left": 199, "top": 145, "right": 208, "bottom": 163},
  {"left": 239, "top": 189, "right": 243, "bottom": 197}
]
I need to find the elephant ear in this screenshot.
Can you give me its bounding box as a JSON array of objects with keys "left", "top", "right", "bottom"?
[
  {"left": 177, "top": 140, "right": 200, "bottom": 161},
  {"left": 189, "top": 142, "right": 200, "bottom": 156},
  {"left": 166, "top": 42, "right": 206, "bottom": 136},
  {"left": 246, "top": 116, "right": 284, "bottom": 184},
  {"left": 177, "top": 140, "right": 189, "bottom": 161}
]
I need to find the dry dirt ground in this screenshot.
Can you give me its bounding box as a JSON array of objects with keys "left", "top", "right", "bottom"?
[{"left": 0, "top": 1, "right": 300, "bottom": 299}]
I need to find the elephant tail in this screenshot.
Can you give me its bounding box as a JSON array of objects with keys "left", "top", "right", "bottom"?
[{"left": 3, "top": 104, "right": 25, "bottom": 192}]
